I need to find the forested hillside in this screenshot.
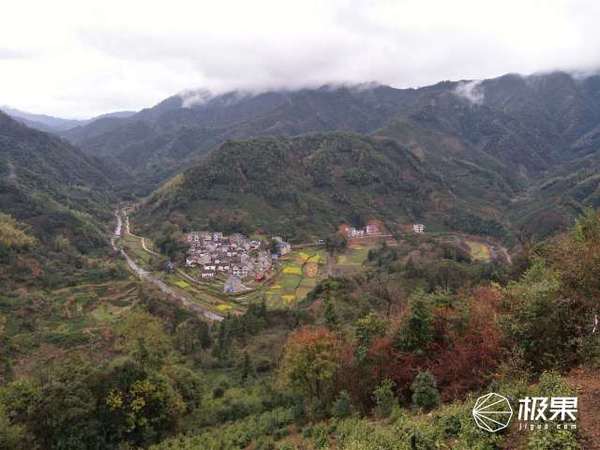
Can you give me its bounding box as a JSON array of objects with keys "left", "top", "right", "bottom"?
[
  {"left": 135, "top": 132, "right": 499, "bottom": 242},
  {"left": 64, "top": 72, "right": 600, "bottom": 193},
  {"left": 0, "top": 112, "right": 118, "bottom": 287}
]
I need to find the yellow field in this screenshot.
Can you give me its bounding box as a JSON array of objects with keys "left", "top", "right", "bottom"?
[
  {"left": 264, "top": 248, "right": 326, "bottom": 308},
  {"left": 174, "top": 279, "right": 191, "bottom": 289},
  {"left": 283, "top": 266, "right": 303, "bottom": 275},
  {"left": 466, "top": 241, "right": 491, "bottom": 262}
]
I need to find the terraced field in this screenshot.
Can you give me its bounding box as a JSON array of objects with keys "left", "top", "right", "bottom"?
[
  {"left": 162, "top": 272, "right": 245, "bottom": 315},
  {"left": 3, "top": 280, "right": 140, "bottom": 377},
  {"left": 264, "top": 249, "right": 326, "bottom": 308}
]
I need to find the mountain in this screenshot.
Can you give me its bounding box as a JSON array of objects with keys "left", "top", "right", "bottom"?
[
  {"left": 371, "top": 72, "right": 600, "bottom": 237},
  {"left": 1, "top": 106, "right": 136, "bottom": 133},
  {"left": 63, "top": 72, "right": 600, "bottom": 193},
  {"left": 134, "top": 132, "right": 509, "bottom": 242},
  {"left": 0, "top": 111, "right": 118, "bottom": 285},
  {"left": 63, "top": 85, "right": 423, "bottom": 192},
  {"left": 127, "top": 72, "right": 600, "bottom": 241}
]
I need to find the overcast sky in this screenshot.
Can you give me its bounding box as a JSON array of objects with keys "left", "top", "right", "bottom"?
[{"left": 1, "top": 0, "right": 600, "bottom": 118}]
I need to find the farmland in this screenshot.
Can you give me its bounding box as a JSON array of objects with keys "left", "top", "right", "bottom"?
[{"left": 264, "top": 249, "right": 326, "bottom": 308}]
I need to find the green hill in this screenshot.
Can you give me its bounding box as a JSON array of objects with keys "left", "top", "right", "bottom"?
[
  {"left": 135, "top": 132, "right": 509, "bottom": 241},
  {"left": 0, "top": 112, "right": 117, "bottom": 286}
]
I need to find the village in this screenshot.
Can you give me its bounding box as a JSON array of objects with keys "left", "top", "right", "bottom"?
[
  {"left": 339, "top": 219, "right": 425, "bottom": 239},
  {"left": 185, "top": 231, "right": 291, "bottom": 289},
  {"left": 183, "top": 221, "right": 426, "bottom": 293}
]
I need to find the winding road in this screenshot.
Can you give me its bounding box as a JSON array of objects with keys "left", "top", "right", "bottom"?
[{"left": 112, "top": 208, "right": 223, "bottom": 322}]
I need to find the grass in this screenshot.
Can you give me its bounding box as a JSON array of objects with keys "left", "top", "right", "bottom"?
[{"left": 334, "top": 245, "right": 371, "bottom": 274}]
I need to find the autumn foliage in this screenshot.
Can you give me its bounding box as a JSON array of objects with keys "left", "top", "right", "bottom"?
[{"left": 279, "top": 327, "right": 341, "bottom": 403}]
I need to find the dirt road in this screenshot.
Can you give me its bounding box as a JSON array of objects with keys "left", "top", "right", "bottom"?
[{"left": 112, "top": 208, "right": 223, "bottom": 322}]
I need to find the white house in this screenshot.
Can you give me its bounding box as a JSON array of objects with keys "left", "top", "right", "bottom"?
[{"left": 413, "top": 224, "right": 425, "bottom": 234}]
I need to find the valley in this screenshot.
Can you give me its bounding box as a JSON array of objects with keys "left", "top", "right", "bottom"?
[{"left": 2, "top": 70, "right": 600, "bottom": 450}]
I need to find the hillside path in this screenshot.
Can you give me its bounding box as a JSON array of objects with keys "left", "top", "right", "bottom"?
[{"left": 112, "top": 208, "right": 223, "bottom": 322}]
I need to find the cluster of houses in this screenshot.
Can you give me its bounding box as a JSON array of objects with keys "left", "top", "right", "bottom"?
[
  {"left": 185, "top": 231, "right": 290, "bottom": 283},
  {"left": 339, "top": 221, "right": 382, "bottom": 239},
  {"left": 340, "top": 220, "right": 426, "bottom": 239}
]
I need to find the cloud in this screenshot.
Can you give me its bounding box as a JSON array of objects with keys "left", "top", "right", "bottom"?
[
  {"left": 0, "top": 48, "right": 30, "bottom": 59},
  {"left": 2, "top": 0, "right": 600, "bottom": 117},
  {"left": 179, "top": 89, "right": 213, "bottom": 108},
  {"left": 454, "top": 80, "right": 485, "bottom": 105}
]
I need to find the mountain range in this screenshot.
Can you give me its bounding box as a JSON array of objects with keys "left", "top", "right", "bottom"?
[
  {"left": 1, "top": 106, "right": 136, "bottom": 133},
  {"left": 4, "top": 70, "right": 600, "bottom": 245}
]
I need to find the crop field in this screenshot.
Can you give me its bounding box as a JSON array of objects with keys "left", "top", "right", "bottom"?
[
  {"left": 264, "top": 248, "right": 326, "bottom": 308},
  {"left": 465, "top": 240, "right": 492, "bottom": 262},
  {"left": 162, "top": 272, "right": 246, "bottom": 315},
  {"left": 334, "top": 244, "right": 371, "bottom": 274}
]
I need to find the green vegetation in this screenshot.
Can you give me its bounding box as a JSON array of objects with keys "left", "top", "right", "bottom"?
[
  {"left": 2, "top": 209, "right": 600, "bottom": 449},
  {"left": 135, "top": 133, "right": 461, "bottom": 242},
  {"left": 6, "top": 77, "right": 600, "bottom": 448},
  {"left": 265, "top": 249, "right": 326, "bottom": 308},
  {"left": 0, "top": 112, "right": 116, "bottom": 290}
]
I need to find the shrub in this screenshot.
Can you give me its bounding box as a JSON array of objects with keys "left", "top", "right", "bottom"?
[
  {"left": 373, "top": 379, "right": 396, "bottom": 418},
  {"left": 411, "top": 371, "right": 440, "bottom": 411},
  {"left": 526, "top": 429, "right": 579, "bottom": 450},
  {"left": 332, "top": 390, "right": 353, "bottom": 418}
]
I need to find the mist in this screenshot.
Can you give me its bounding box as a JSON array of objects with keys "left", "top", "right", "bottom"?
[{"left": 2, "top": 0, "right": 600, "bottom": 117}]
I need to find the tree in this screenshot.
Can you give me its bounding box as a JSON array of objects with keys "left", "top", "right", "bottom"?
[
  {"left": 161, "top": 365, "right": 204, "bottom": 413},
  {"left": 279, "top": 327, "right": 340, "bottom": 406},
  {"left": 240, "top": 351, "right": 254, "bottom": 382},
  {"left": 324, "top": 298, "right": 338, "bottom": 329},
  {"left": 116, "top": 311, "right": 173, "bottom": 369},
  {"left": 4, "top": 357, "right": 103, "bottom": 450},
  {"left": 99, "top": 359, "right": 185, "bottom": 447},
  {"left": 331, "top": 390, "right": 353, "bottom": 418},
  {"left": 354, "top": 313, "right": 386, "bottom": 362},
  {"left": 372, "top": 379, "right": 396, "bottom": 418},
  {"left": 504, "top": 259, "right": 575, "bottom": 372},
  {"left": 175, "top": 318, "right": 211, "bottom": 355},
  {"left": 394, "top": 290, "right": 433, "bottom": 353},
  {"left": 411, "top": 371, "right": 440, "bottom": 411},
  {"left": 212, "top": 320, "right": 232, "bottom": 362},
  {"left": 0, "top": 403, "right": 25, "bottom": 450},
  {"left": 325, "top": 232, "right": 347, "bottom": 256}
]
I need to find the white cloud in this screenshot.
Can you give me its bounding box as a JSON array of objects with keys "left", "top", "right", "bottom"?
[
  {"left": 454, "top": 81, "right": 485, "bottom": 105},
  {"left": 1, "top": 0, "right": 600, "bottom": 118}
]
